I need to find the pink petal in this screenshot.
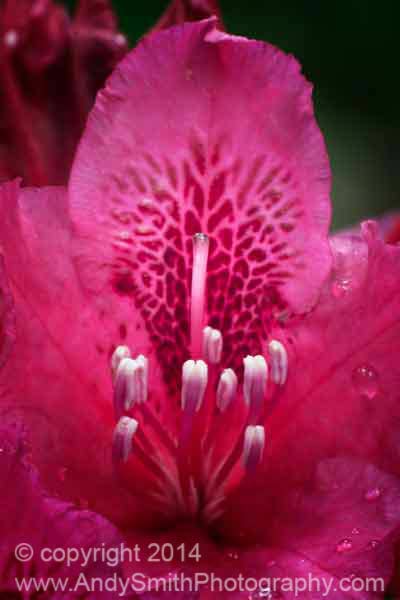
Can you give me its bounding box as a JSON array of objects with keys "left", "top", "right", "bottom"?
[
  {"left": 224, "top": 222, "right": 400, "bottom": 523},
  {"left": 69, "top": 19, "right": 331, "bottom": 386},
  {"left": 339, "top": 211, "right": 400, "bottom": 245},
  {"left": 218, "top": 458, "right": 399, "bottom": 598},
  {"left": 0, "top": 253, "right": 15, "bottom": 369},
  {"left": 0, "top": 180, "right": 145, "bottom": 525},
  {"left": 123, "top": 458, "right": 399, "bottom": 598},
  {"left": 0, "top": 422, "right": 123, "bottom": 597}
]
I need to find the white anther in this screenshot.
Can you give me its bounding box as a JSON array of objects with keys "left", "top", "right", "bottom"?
[
  {"left": 268, "top": 340, "right": 288, "bottom": 385},
  {"left": 112, "top": 417, "right": 138, "bottom": 463},
  {"left": 114, "top": 356, "right": 148, "bottom": 418},
  {"left": 216, "top": 368, "right": 238, "bottom": 412},
  {"left": 242, "top": 425, "right": 265, "bottom": 472},
  {"left": 134, "top": 354, "right": 149, "bottom": 404},
  {"left": 243, "top": 355, "right": 268, "bottom": 415},
  {"left": 111, "top": 345, "right": 131, "bottom": 377},
  {"left": 181, "top": 359, "right": 208, "bottom": 414},
  {"left": 203, "top": 326, "right": 223, "bottom": 364}
]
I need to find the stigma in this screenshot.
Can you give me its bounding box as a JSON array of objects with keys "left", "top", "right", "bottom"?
[{"left": 109, "top": 233, "right": 289, "bottom": 525}]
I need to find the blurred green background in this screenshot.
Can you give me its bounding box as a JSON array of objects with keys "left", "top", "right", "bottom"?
[{"left": 66, "top": 0, "right": 400, "bottom": 230}]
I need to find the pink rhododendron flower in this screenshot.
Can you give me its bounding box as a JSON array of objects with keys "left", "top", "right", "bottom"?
[{"left": 1, "top": 17, "right": 400, "bottom": 600}]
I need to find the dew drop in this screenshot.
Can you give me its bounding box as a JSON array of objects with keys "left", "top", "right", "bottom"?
[
  {"left": 364, "top": 487, "right": 381, "bottom": 501},
  {"left": 351, "top": 527, "right": 360, "bottom": 535},
  {"left": 336, "top": 538, "right": 353, "bottom": 553},
  {"left": 352, "top": 365, "right": 379, "bottom": 399},
  {"left": 368, "top": 539, "right": 379, "bottom": 549},
  {"left": 331, "top": 279, "right": 351, "bottom": 298},
  {"left": 253, "top": 585, "right": 279, "bottom": 599}
]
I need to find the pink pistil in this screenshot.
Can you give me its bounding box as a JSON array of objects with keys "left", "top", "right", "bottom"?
[{"left": 190, "top": 233, "right": 209, "bottom": 358}]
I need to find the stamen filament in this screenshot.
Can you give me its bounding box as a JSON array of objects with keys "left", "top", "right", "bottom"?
[
  {"left": 210, "top": 425, "right": 247, "bottom": 491},
  {"left": 190, "top": 233, "right": 209, "bottom": 358},
  {"left": 140, "top": 402, "right": 177, "bottom": 457}
]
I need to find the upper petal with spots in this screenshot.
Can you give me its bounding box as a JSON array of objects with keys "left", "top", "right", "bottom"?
[{"left": 69, "top": 19, "right": 332, "bottom": 387}]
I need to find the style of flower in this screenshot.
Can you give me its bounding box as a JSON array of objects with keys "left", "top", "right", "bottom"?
[{"left": 0, "top": 16, "right": 400, "bottom": 600}]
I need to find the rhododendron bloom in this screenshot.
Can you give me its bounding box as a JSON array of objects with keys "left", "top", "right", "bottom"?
[
  {"left": 1, "top": 17, "right": 400, "bottom": 600},
  {"left": 0, "top": 0, "right": 128, "bottom": 186},
  {"left": 0, "top": 0, "right": 219, "bottom": 187}
]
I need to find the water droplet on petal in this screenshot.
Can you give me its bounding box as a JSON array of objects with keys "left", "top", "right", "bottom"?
[
  {"left": 336, "top": 538, "right": 353, "bottom": 553},
  {"left": 352, "top": 365, "right": 379, "bottom": 399},
  {"left": 330, "top": 235, "right": 368, "bottom": 296},
  {"left": 331, "top": 279, "right": 351, "bottom": 298},
  {"left": 254, "top": 586, "right": 277, "bottom": 599},
  {"left": 365, "top": 487, "right": 381, "bottom": 501},
  {"left": 351, "top": 527, "right": 360, "bottom": 535},
  {"left": 368, "top": 539, "right": 379, "bottom": 549}
]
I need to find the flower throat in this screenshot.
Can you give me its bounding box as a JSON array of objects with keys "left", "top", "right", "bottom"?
[{"left": 111, "top": 234, "right": 288, "bottom": 528}]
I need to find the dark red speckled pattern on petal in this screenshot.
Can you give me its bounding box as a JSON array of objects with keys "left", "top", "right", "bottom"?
[{"left": 69, "top": 20, "right": 331, "bottom": 393}]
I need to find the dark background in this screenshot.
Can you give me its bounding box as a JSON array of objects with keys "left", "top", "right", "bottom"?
[{"left": 66, "top": 0, "right": 400, "bottom": 230}]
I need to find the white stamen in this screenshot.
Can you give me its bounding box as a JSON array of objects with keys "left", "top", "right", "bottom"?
[
  {"left": 4, "top": 30, "right": 18, "bottom": 48},
  {"left": 203, "top": 326, "right": 223, "bottom": 364},
  {"left": 112, "top": 417, "right": 138, "bottom": 463},
  {"left": 216, "top": 368, "right": 237, "bottom": 412},
  {"left": 111, "top": 345, "right": 131, "bottom": 377},
  {"left": 135, "top": 354, "right": 149, "bottom": 404},
  {"left": 113, "top": 356, "right": 148, "bottom": 418},
  {"left": 268, "top": 340, "right": 288, "bottom": 385},
  {"left": 243, "top": 355, "right": 268, "bottom": 415},
  {"left": 242, "top": 425, "right": 265, "bottom": 472},
  {"left": 181, "top": 359, "right": 208, "bottom": 414}
]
